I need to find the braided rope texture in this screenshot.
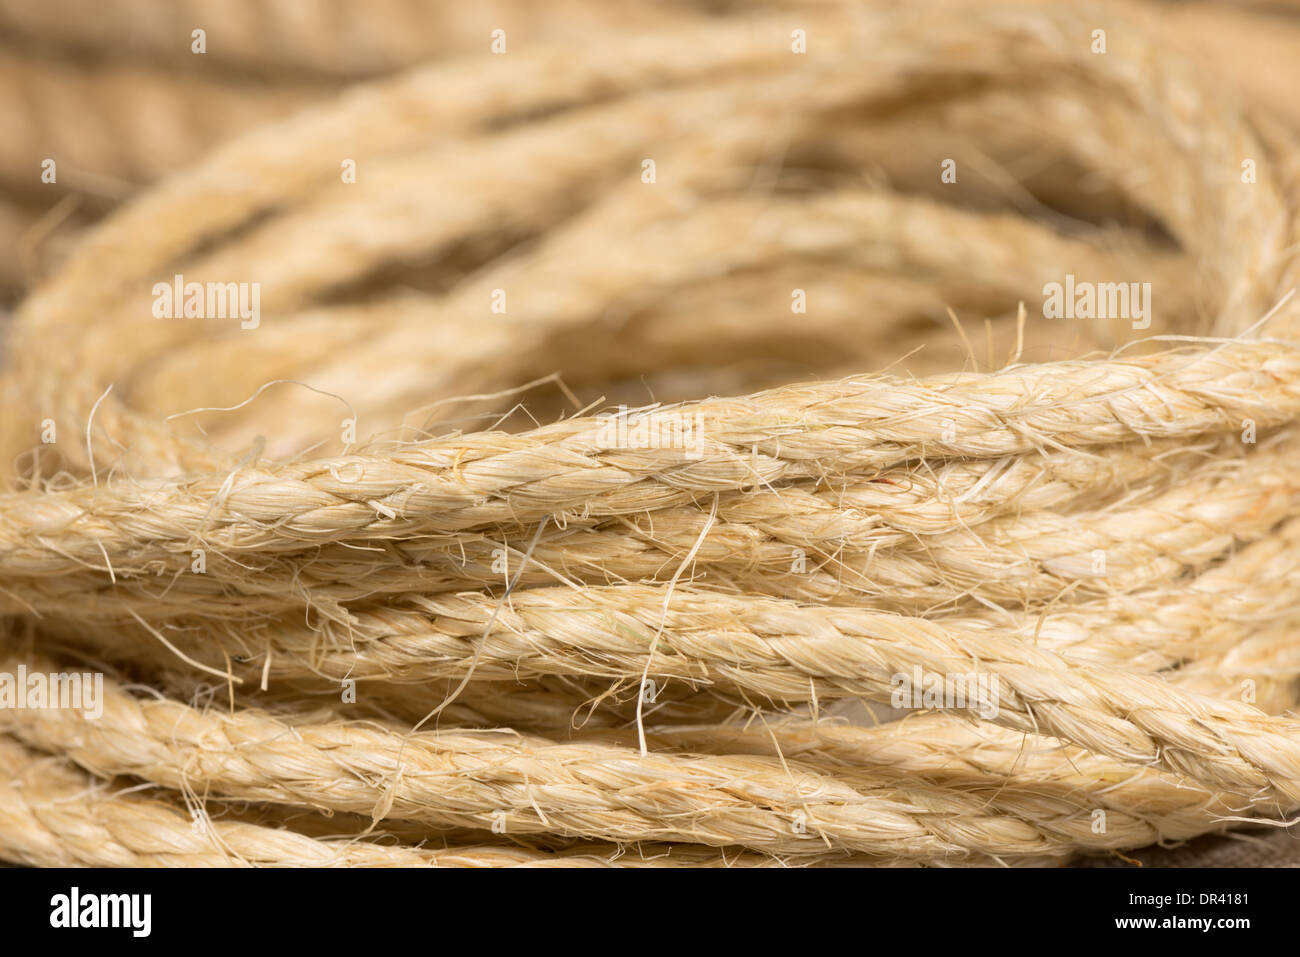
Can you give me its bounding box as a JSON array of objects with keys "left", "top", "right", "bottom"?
[{"left": 1, "top": 0, "right": 1300, "bottom": 867}]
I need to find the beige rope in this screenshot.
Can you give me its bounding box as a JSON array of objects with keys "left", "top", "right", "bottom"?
[{"left": 2, "top": 0, "right": 1300, "bottom": 865}]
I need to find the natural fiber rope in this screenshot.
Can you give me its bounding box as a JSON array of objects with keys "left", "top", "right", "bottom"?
[
  {"left": 8, "top": 428, "right": 1292, "bottom": 623},
  {"left": 0, "top": 651, "right": 1203, "bottom": 860},
  {"left": 3, "top": 0, "right": 1300, "bottom": 866},
  {"left": 1, "top": 736, "right": 849, "bottom": 868}
]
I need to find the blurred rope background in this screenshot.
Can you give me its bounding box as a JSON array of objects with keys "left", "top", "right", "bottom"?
[{"left": 1, "top": 0, "right": 1299, "bottom": 866}]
